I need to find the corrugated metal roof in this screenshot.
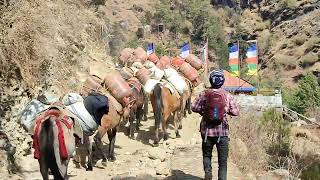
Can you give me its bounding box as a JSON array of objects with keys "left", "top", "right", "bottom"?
[{"left": 222, "top": 70, "right": 256, "bottom": 92}]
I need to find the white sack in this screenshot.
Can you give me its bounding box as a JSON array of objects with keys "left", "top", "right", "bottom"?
[{"left": 144, "top": 79, "right": 160, "bottom": 94}]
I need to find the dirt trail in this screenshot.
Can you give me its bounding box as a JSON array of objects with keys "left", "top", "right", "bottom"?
[{"left": 3, "top": 104, "right": 242, "bottom": 180}]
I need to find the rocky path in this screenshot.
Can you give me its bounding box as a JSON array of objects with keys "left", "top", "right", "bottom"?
[
  {"left": 2, "top": 108, "right": 243, "bottom": 180},
  {"left": 168, "top": 145, "right": 243, "bottom": 180}
]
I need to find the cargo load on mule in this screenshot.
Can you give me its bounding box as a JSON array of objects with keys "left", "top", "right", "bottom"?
[
  {"left": 19, "top": 93, "right": 84, "bottom": 140},
  {"left": 136, "top": 68, "right": 152, "bottom": 85},
  {"left": 163, "top": 68, "right": 188, "bottom": 94},
  {"left": 80, "top": 75, "right": 103, "bottom": 96},
  {"left": 143, "top": 61, "right": 165, "bottom": 80},
  {"left": 147, "top": 53, "right": 159, "bottom": 64},
  {"left": 185, "top": 54, "right": 203, "bottom": 70},
  {"left": 64, "top": 93, "right": 99, "bottom": 135},
  {"left": 171, "top": 56, "right": 184, "bottom": 68},
  {"left": 103, "top": 70, "right": 133, "bottom": 106},
  {"left": 132, "top": 62, "right": 144, "bottom": 69},
  {"left": 119, "top": 48, "right": 134, "bottom": 66},
  {"left": 148, "top": 64, "right": 165, "bottom": 80},
  {"left": 19, "top": 99, "right": 50, "bottom": 135},
  {"left": 119, "top": 67, "right": 134, "bottom": 80},
  {"left": 156, "top": 56, "right": 171, "bottom": 70},
  {"left": 178, "top": 62, "right": 201, "bottom": 87},
  {"left": 133, "top": 47, "right": 148, "bottom": 63},
  {"left": 144, "top": 79, "right": 160, "bottom": 94}
]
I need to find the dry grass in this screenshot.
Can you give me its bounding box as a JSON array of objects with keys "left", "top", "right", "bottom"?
[
  {"left": 293, "top": 34, "right": 308, "bottom": 46},
  {"left": 299, "top": 53, "right": 319, "bottom": 68},
  {"left": 229, "top": 114, "right": 268, "bottom": 175},
  {"left": 275, "top": 54, "right": 297, "bottom": 70}
]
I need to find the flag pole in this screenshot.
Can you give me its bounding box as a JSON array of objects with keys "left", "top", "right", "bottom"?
[
  {"left": 256, "top": 39, "right": 260, "bottom": 93},
  {"left": 238, "top": 40, "right": 240, "bottom": 90},
  {"left": 205, "top": 38, "right": 208, "bottom": 79}
]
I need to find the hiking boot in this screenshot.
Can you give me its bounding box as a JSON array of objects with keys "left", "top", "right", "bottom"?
[{"left": 204, "top": 172, "right": 212, "bottom": 180}]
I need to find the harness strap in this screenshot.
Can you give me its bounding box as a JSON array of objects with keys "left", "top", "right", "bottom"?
[
  {"left": 32, "top": 109, "right": 73, "bottom": 160},
  {"left": 55, "top": 117, "right": 69, "bottom": 160}
]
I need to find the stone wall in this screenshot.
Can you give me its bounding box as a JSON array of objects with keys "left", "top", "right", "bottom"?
[{"left": 234, "top": 94, "right": 283, "bottom": 110}]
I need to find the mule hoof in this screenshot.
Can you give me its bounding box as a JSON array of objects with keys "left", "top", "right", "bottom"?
[
  {"left": 125, "top": 128, "right": 130, "bottom": 136},
  {"left": 86, "top": 165, "right": 93, "bottom": 171},
  {"left": 153, "top": 143, "right": 159, "bottom": 147},
  {"left": 176, "top": 134, "right": 181, "bottom": 138},
  {"left": 108, "top": 156, "right": 116, "bottom": 162},
  {"left": 130, "top": 135, "right": 136, "bottom": 140},
  {"left": 75, "top": 163, "right": 80, "bottom": 169},
  {"left": 163, "top": 134, "right": 169, "bottom": 141},
  {"left": 188, "top": 111, "right": 192, "bottom": 114},
  {"left": 101, "top": 159, "right": 107, "bottom": 167},
  {"left": 178, "top": 125, "right": 182, "bottom": 129}
]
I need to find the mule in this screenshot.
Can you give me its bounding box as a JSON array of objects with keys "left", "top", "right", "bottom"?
[
  {"left": 78, "top": 91, "right": 132, "bottom": 171},
  {"left": 126, "top": 78, "right": 147, "bottom": 139},
  {"left": 150, "top": 83, "right": 182, "bottom": 145},
  {"left": 34, "top": 107, "right": 75, "bottom": 180},
  {"left": 177, "top": 78, "right": 193, "bottom": 130}
]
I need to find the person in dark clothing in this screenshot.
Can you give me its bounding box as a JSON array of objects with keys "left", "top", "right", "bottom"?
[{"left": 192, "top": 70, "right": 240, "bottom": 180}]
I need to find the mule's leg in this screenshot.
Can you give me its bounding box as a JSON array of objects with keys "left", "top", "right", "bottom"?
[
  {"left": 73, "top": 148, "right": 81, "bottom": 168},
  {"left": 178, "top": 113, "right": 183, "bottom": 130},
  {"left": 107, "top": 128, "right": 117, "bottom": 161},
  {"left": 129, "top": 109, "right": 136, "bottom": 139},
  {"left": 174, "top": 111, "right": 181, "bottom": 138},
  {"left": 95, "top": 128, "right": 108, "bottom": 166},
  {"left": 187, "top": 96, "right": 192, "bottom": 114},
  {"left": 85, "top": 135, "right": 93, "bottom": 171},
  {"left": 182, "top": 97, "right": 187, "bottom": 118},
  {"left": 162, "top": 114, "right": 169, "bottom": 141},
  {"left": 143, "top": 94, "right": 149, "bottom": 121},
  {"left": 39, "top": 159, "right": 49, "bottom": 180},
  {"left": 63, "top": 161, "right": 69, "bottom": 180},
  {"left": 136, "top": 106, "right": 143, "bottom": 130}
]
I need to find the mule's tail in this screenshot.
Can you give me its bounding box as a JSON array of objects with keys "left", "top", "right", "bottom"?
[
  {"left": 153, "top": 83, "right": 163, "bottom": 128},
  {"left": 39, "top": 117, "right": 63, "bottom": 179}
]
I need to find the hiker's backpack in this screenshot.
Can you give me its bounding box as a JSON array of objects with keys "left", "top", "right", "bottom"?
[{"left": 203, "top": 89, "right": 226, "bottom": 126}]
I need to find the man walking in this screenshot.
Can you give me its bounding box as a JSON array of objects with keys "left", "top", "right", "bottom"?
[{"left": 192, "top": 70, "right": 239, "bottom": 180}]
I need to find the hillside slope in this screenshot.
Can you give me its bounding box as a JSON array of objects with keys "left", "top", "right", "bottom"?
[{"left": 236, "top": 0, "right": 320, "bottom": 87}]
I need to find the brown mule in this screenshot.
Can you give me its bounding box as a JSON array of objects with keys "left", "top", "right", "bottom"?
[
  {"left": 126, "top": 77, "right": 147, "bottom": 139},
  {"left": 150, "top": 83, "right": 182, "bottom": 145},
  {"left": 78, "top": 74, "right": 133, "bottom": 171},
  {"left": 34, "top": 107, "right": 75, "bottom": 180},
  {"left": 177, "top": 78, "right": 193, "bottom": 130},
  {"left": 82, "top": 90, "right": 132, "bottom": 171}
]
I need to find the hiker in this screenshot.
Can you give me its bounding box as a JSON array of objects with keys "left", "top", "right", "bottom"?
[{"left": 192, "top": 70, "right": 239, "bottom": 180}]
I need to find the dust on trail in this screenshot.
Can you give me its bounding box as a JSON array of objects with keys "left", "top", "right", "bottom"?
[{"left": 3, "top": 106, "right": 242, "bottom": 180}]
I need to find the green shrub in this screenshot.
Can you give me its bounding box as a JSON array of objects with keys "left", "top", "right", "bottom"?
[
  {"left": 282, "top": 73, "right": 320, "bottom": 114},
  {"left": 301, "top": 163, "right": 320, "bottom": 180},
  {"left": 127, "top": 36, "right": 139, "bottom": 49},
  {"left": 155, "top": 43, "right": 168, "bottom": 56},
  {"left": 259, "top": 108, "right": 291, "bottom": 157}
]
